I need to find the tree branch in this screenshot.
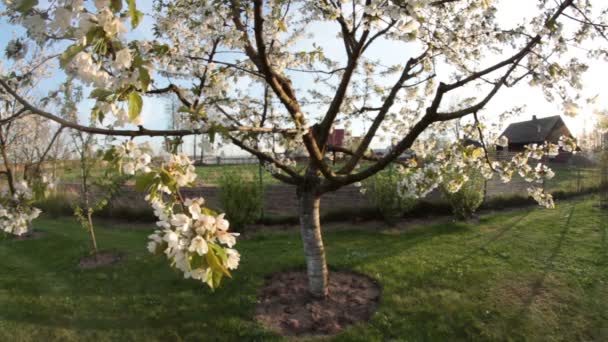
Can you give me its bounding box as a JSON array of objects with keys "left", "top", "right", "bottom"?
[
  {"left": 338, "top": 51, "right": 427, "bottom": 174},
  {"left": 0, "top": 78, "right": 297, "bottom": 138},
  {"left": 319, "top": 0, "right": 574, "bottom": 192}
]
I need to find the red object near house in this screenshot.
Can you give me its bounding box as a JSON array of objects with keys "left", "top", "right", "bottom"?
[{"left": 328, "top": 129, "right": 345, "bottom": 147}]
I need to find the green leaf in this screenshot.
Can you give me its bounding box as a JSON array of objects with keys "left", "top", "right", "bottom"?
[
  {"left": 134, "top": 172, "right": 157, "bottom": 192},
  {"left": 91, "top": 107, "right": 105, "bottom": 124},
  {"left": 90, "top": 89, "right": 114, "bottom": 101},
  {"left": 152, "top": 44, "right": 170, "bottom": 56},
  {"left": 277, "top": 20, "right": 287, "bottom": 32},
  {"left": 59, "top": 44, "right": 84, "bottom": 69},
  {"left": 102, "top": 148, "right": 117, "bottom": 162},
  {"left": 15, "top": 0, "right": 38, "bottom": 12},
  {"left": 154, "top": 241, "right": 168, "bottom": 255},
  {"left": 190, "top": 253, "right": 207, "bottom": 270},
  {"left": 86, "top": 26, "right": 105, "bottom": 45},
  {"left": 207, "top": 124, "right": 230, "bottom": 144},
  {"left": 208, "top": 129, "right": 216, "bottom": 144},
  {"left": 210, "top": 270, "right": 223, "bottom": 289},
  {"left": 110, "top": 0, "right": 123, "bottom": 12},
  {"left": 128, "top": 91, "right": 143, "bottom": 122},
  {"left": 131, "top": 54, "right": 144, "bottom": 68},
  {"left": 177, "top": 106, "right": 191, "bottom": 113},
  {"left": 138, "top": 67, "right": 151, "bottom": 91},
  {"left": 209, "top": 243, "right": 228, "bottom": 264},
  {"left": 201, "top": 207, "right": 217, "bottom": 216},
  {"left": 159, "top": 169, "right": 172, "bottom": 185},
  {"left": 127, "top": 0, "right": 143, "bottom": 28},
  {"left": 206, "top": 248, "right": 231, "bottom": 279}
]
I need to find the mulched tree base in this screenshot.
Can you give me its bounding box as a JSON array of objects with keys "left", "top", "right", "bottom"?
[
  {"left": 12, "top": 231, "right": 46, "bottom": 241},
  {"left": 255, "top": 270, "right": 381, "bottom": 337},
  {"left": 77, "top": 251, "right": 124, "bottom": 270}
]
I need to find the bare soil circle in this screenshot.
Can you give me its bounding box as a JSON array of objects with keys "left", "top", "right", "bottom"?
[
  {"left": 13, "top": 230, "right": 46, "bottom": 241},
  {"left": 255, "top": 270, "right": 381, "bottom": 337},
  {"left": 78, "top": 251, "right": 124, "bottom": 270}
]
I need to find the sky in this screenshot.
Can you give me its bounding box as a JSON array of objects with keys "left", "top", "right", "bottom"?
[{"left": 0, "top": 0, "right": 606, "bottom": 156}]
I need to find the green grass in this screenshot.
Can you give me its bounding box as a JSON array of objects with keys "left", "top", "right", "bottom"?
[
  {"left": 546, "top": 166, "right": 601, "bottom": 193},
  {"left": 57, "top": 160, "right": 601, "bottom": 191},
  {"left": 1, "top": 198, "right": 607, "bottom": 341},
  {"left": 58, "top": 162, "right": 281, "bottom": 185}
]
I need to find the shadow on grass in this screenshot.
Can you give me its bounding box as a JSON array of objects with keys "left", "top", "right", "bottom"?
[
  {"left": 325, "top": 221, "right": 473, "bottom": 270},
  {"left": 433, "top": 209, "right": 533, "bottom": 275},
  {"left": 503, "top": 202, "right": 578, "bottom": 330}
]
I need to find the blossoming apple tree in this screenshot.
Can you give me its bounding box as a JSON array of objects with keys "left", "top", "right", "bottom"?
[
  {"left": 0, "top": 0, "right": 605, "bottom": 297},
  {"left": 0, "top": 46, "right": 62, "bottom": 236}
]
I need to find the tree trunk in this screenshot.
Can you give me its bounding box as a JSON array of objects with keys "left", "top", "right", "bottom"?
[
  {"left": 87, "top": 210, "right": 99, "bottom": 256},
  {"left": 298, "top": 189, "right": 329, "bottom": 298}
]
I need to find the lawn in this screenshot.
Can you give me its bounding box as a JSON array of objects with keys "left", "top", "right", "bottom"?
[
  {"left": 546, "top": 165, "right": 601, "bottom": 193},
  {"left": 0, "top": 198, "right": 606, "bottom": 341},
  {"left": 56, "top": 161, "right": 281, "bottom": 186},
  {"left": 56, "top": 160, "right": 601, "bottom": 194}
]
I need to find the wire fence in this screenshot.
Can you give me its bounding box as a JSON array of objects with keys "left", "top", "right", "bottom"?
[{"left": 480, "top": 152, "right": 601, "bottom": 200}]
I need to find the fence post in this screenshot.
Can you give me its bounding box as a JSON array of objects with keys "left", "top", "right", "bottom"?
[{"left": 577, "top": 165, "right": 582, "bottom": 193}]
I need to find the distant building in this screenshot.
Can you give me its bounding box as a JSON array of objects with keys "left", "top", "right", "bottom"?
[
  {"left": 328, "top": 129, "right": 345, "bottom": 147},
  {"left": 497, "top": 115, "right": 575, "bottom": 152}
]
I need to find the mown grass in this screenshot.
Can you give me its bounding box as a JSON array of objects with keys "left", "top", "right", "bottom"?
[
  {"left": 57, "top": 159, "right": 600, "bottom": 192},
  {"left": 1, "top": 197, "right": 607, "bottom": 341}
]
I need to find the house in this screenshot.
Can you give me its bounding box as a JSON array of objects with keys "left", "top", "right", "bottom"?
[
  {"left": 497, "top": 115, "right": 575, "bottom": 152},
  {"left": 328, "top": 128, "right": 345, "bottom": 147}
]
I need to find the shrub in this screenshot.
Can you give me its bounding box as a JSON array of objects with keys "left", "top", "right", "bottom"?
[
  {"left": 443, "top": 169, "right": 485, "bottom": 220},
  {"left": 365, "top": 168, "right": 416, "bottom": 225},
  {"left": 35, "top": 191, "right": 76, "bottom": 218},
  {"left": 218, "top": 171, "right": 264, "bottom": 232},
  {"left": 97, "top": 203, "right": 156, "bottom": 222}
]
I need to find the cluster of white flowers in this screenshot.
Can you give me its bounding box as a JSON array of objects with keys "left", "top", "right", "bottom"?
[
  {"left": 559, "top": 136, "right": 577, "bottom": 153},
  {"left": 491, "top": 143, "right": 558, "bottom": 185},
  {"left": 70, "top": 52, "right": 112, "bottom": 88},
  {"left": 110, "top": 141, "right": 239, "bottom": 288},
  {"left": 397, "top": 162, "right": 443, "bottom": 198},
  {"left": 0, "top": 181, "right": 42, "bottom": 236},
  {"left": 397, "top": 139, "right": 491, "bottom": 198},
  {"left": 163, "top": 153, "right": 198, "bottom": 187},
  {"left": 114, "top": 48, "right": 132, "bottom": 70},
  {"left": 115, "top": 141, "right": 152, "bottom": 175},
  {"left": 527, "top": 187, "right": 555, "bottom": 209},
  {"left": 394, "top": 131, "right": 573, "bottom": 209},
  {"left": 146, "top": 196, "right": 240, "bottom": 285},
  {"left": 96, "top": 7, "right": 128, "bottom": 37}
]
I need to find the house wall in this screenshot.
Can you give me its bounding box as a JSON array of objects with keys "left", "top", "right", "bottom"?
[{"left": 547, "top": 120, "right": 573, "bottom": 144}]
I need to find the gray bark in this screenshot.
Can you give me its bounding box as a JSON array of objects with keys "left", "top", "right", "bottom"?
[{"left": 298, "top": 188, "right": 329, "bottom": 298}]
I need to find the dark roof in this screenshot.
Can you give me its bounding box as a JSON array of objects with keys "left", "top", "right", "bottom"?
[{"left": 500, "top": 115, "right": 563, "bottom": 144}]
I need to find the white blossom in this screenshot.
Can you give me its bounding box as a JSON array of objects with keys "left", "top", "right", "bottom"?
[
  {"left": 114, "top": 48, "right": 132, "bottom": 70},
  {"left": 188, "top": 236, "right": 209, "bottom": 256}
]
